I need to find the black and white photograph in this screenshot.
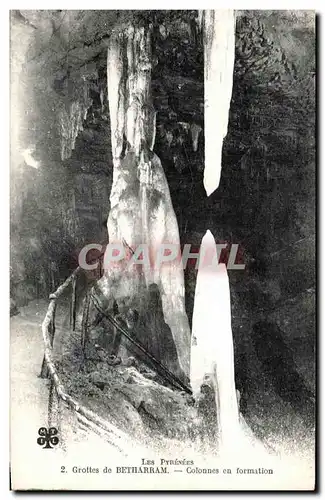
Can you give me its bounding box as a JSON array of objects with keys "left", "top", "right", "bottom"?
[{"left": 9, "top": 9, "right": 316, "bottom": 491}]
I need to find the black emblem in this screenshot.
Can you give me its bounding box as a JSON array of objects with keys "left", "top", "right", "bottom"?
[{"left": 37, "top": 427, "right": 59, "bottom": 449}]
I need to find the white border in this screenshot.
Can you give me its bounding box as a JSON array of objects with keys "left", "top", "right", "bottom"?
[{"left": 1, "top": 3, "right": 322, "bottom": 499}]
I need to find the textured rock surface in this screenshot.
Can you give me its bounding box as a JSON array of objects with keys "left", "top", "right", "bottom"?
[
  {"left": 10, "top": 11, "right": 315, "bottom": 411},
  {"left": 54, "top": 328, "right": 200, "bottom": 446}
]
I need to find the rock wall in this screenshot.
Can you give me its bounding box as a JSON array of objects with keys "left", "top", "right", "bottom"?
[{"left": 10, "top": 11, "right": 315, "bottom": 399}]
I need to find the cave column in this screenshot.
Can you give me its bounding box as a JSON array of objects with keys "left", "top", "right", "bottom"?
[{"left": 105, "top": 23, "right": 191, "bottom": 377}]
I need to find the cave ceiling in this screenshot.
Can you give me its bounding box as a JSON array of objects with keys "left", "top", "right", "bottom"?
[{"left": 11, "top": 10, "right": 315, "bottom": 166}]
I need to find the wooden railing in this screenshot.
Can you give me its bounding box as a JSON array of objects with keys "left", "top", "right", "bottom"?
[
  {"left": 40, "top": 242, "right": 193, "bottom": 452},
  {"left": 39, "top": 249, "right": 133, "bottom": 454}
]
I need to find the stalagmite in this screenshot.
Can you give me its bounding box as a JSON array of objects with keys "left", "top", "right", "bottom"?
[
  {"left": 104, "top": 23, "right": 191, "bottom": 377},
  {"left": 190, "top": 230, "right": 240, "bottom": 449},
  {"left": 201, "top": 10, "right": 236, "bottom": 196},
  {"left": 191, "top": 230, "right": 270, "bottom": 457}
]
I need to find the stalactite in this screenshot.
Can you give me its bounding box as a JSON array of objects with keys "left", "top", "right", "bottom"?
[
  {"left": 166, "top": 131, "right": 173, "bottom": 147},
  {"left": 58, "top": 80, "right": 92, "bottom": 161},
  {"left": 178, "top": 122, "right": 190, "bottom": 133},
  {"left": 106, "top": 31, "right": 126, "bottom": 169},
  {"left": 59, "top": 102, "right": 83, "bottom": 160},
  {"left": 159, "top": 24, "right": 168, "bottom": 39},
  {"left": 190, "top": 122, "right": 202, "bottom": 152},
  {"left": 201, "top": 10, "right": 236, "bottom": 196}
]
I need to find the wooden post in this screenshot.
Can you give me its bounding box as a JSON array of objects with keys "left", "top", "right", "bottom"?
[
  {"left": 70, "top": 275, "right": 77, "bottom": 331},
  {"left": 50, "top": 261, "right": 55, "bottom": 292},
  {"left": 81, "top": 291, "right": 91, "bottom": 352},
  {"left": 39, "top": 301, "right": 57, "bottom": 378},
  {"left": 98, "top": 257, "right": 102, "bottom": 279},
  {"left": 47, "top": 379, "right": 55, "bottom": 427}
]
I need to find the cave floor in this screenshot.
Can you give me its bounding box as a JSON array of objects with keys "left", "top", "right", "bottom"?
[
  {"left": 10, "top": 300, "right": 315, "bottom": 490},
  {"left": 10, "top": 300, "right": 118, "bottom": 490}
]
